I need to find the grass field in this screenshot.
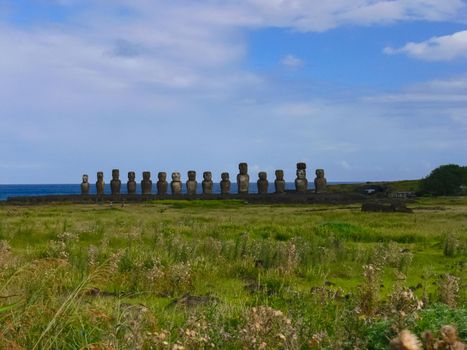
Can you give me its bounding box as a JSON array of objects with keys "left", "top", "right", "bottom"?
[
  {"left": 0, "top": 198, "right": 466, "bottom": 349},
  {"left": 326, "top": 179, "right": 422, "bottom": 193}
]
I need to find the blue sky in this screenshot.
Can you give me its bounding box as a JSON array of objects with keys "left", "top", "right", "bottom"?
[{"left": 0, "top": 0, "right": 466, "bottom": 184}]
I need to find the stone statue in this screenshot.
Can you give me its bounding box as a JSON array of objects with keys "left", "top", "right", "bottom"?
[
  {"left": 220, "top": 172, "right": 231, "bottom": 194},
  {"left": 274, "top": 170, "right": 286, "bottom": 193},
  {"left": 81, "top": 174, "right": 89, "bottom": 195},
  {"left": 295, "top": 162, "right": 308, "bottom": 192},
  {"left": 127, "top": 171, "right": 136, "bottom": 195},
  {"left": 157, "top": 172, "right": 168, "bottom": 195},
  {"left": 186, "top": 170, "right": 197, "bottom": 195},
  {"left": 141, "top": 171, "right": 152, "bottom": 195},
  {"left": 171, "top": 172, "right": 182, "bottom": 195},
  {"left": 96, "top": 171, "right": 105, "bottom": 197},
  {"left": 110, "top": 169, "right": 121, "bottom": 195},
  {"left": 202, "top": 171, "right": 213, "bottom": 194},
  {"left": 257, "top": 172, "right": 268, "bottom": 194},
  {"left": 314, "top": 169, "right": 327, "bottom": 193},
  {"left": 237, "top": 162, "right": 249, "bottom": 194}
]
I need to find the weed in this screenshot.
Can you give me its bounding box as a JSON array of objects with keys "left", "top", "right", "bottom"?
[{"left": 437, "top": 274, "right": 460, "bottom": 308}]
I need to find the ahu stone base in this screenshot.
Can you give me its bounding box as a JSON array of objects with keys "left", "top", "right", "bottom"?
[{"left": 5, "top": 191, "right": 371, "bottom": 205}]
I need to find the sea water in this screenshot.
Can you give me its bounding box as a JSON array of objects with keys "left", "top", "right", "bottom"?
[{"left": 0, "top": 182, "right": 335, "bottom": 201}]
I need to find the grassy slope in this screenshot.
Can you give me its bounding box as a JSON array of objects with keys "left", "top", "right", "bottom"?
[
  {"left": 0, "top": 198, "right": 465, "bottom": 349},
  {"left": 327, "top": 179, "right": 422, "bottom": 193}
]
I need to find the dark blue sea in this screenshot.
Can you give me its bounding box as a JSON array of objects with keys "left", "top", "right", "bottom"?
[{"left": 0, "top": 182, "right": 342, "bottom": 201}]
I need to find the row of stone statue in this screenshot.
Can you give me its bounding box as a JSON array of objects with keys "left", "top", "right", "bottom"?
[{"left": 80, "top": 162, "right": 327, "bottom": 196}]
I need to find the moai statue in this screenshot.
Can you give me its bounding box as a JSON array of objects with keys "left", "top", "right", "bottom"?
[
  {"left": 186, "top": 170, "right": 197, "bottom": 195},
  {"left": 141, "top": 171, "right": 152, "bottom": 195},
  {"left": 202, "top": 171, "right": 213, "bottom": 194},
  {"left": 237, "top": 162, "right": 249, "bottom": 194},
  {"left": 81, "top": 174, "right": 90, "bottom": 195},
  {"left": 171, "top": 172, "right": 182, "bottom": 195},
  {"left": 110, "top": 169, "right": 121, "bottom": 195},
  {"left": 96, "top": 171, "right": 105, "bottom": 197},
  {"left": 127, "top": 171, "right": 136, "bottom": 195},
  {"left": 314, "top": 169, "right": 327, "bottom": 193},
  {"left": 220, "top": 172, "right": 231, "bottom": 195},
  {"left": 274, "top": 170, "right": 286, "bottom": 193},
  {"left": 257, "top": 172, "right": 268, "bottom": 194},
  {"left": 157, "top": 172, "right": 168, "bottom": 195},
  {"left": 295, "top": 162, "right": 308, "bottom": 192}
]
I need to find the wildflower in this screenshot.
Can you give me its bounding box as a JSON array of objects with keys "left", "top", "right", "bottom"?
[
  {"left": 0, "top": 240, "right": 12, "bottom": 268},
  {"left": 438, "top": 274, "right": 460, "bottom": 308},
  {"left": 87, "top": 245, "right": 99, "bottom": 268},
  {"left": 440, "top": 325, "right": 465, "bottom": 350},
  {"left": 390, "top": 330, "right": 422, "bottom": 350},
  {"left": 240, "top": 306, "right": 297, "bottom": 349},
  {"left": 57, "top": 231, "right": 78, "bottom": 243}
]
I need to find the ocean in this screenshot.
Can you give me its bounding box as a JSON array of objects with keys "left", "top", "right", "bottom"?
[{"left": 0, "top": 182, "right": 326, "bottom": 201}]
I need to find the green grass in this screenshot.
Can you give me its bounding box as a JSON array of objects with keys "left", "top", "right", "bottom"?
[{"left": 0, "top": 198, "right": 465, "bottom": 349}]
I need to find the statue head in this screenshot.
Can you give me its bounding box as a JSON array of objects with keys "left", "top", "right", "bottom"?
[
  {"left": 97, "top": 172, "right": 104, "bottom": 181},
  {"left": 221, "top": 172, "right": 230, "bottom": 181},
  {"left": 316, "top": 169, "right": 324, "bottom": 178},
  {"left": 187, "top": 170, "right": 196, "bottom": 181},
  {"left": 275, "top": 170, "right": 284, "bottom": 180},
  {"left": 172, "top": 172, "right": 181, "bottom": 181},
  {"left": 203, "top": 171, "right": 212, "bottom": 181},
  {"left": 158, "top": 172, "right": 167, "bottom": 181},
  {"left": 128, "top": 171, "right": 135, "bottom": 181},
  {"left": 258, "top": 172, "right": 267, "bottom": 180},
  {"left": 239, "top": 162, "right": 248, "bottom": 175},
  {"left": 142, "top": 171, "right": 151, "bottom": 181},
  {"left": 297, "top": 162, "right": 306, "bottom": 170},
  {"left": 82, "top": 174, "right": 88, "bottom": 183},
  {"left": 112, "top": 169, "right": 119, "bottom": 180},
  {"left": 296, "top": 169, "right": 306, "bottom": 179}
]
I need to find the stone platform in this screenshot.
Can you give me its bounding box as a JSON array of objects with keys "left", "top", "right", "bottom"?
[{"left": 5, "top": 191, "right": 369, "bottom": 205}]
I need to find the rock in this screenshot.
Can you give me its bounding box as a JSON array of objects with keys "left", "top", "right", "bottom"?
[
  {"left": 168, "top": 294, "right": 218, "bottom": 307},
  {"left": 361, "top": 202, "right": 413, "bottom": 213}
]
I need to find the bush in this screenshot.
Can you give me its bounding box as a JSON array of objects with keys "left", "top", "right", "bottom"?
[{"left": 420, "top": 164, "right": 467, "bottom": 196}]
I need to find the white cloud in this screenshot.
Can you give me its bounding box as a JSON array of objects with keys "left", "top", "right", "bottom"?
[
  {"left": 384, "top": 30, "right": 467, "bottom": 61},
  {"left": 340, "top": 161, "right": 351, "bottom": 170},
  {"left": 281, "top": 54, "right": 304, "bottom": 68},
  {"left": 364, "top": 75, "right": 467, "bottom": 104},
  {"left": 221, "top": 0, "right": 467, "bottom": 31}
]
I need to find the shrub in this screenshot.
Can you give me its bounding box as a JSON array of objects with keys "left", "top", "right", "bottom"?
[{"left": 420, "top": 164, "right": 467, "bottom": 196}]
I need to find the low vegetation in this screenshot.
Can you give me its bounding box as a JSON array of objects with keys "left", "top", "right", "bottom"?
[
  {"left": 0, "top": 199, "right": 465, "bottom": 349},
  {"left": 328, "top": 164, "right": 467, "bottom": 197},
  {"left": 420, "top": 164, "right": 467, "bottom": 196}
]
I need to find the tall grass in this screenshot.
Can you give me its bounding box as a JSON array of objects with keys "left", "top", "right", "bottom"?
[{"left": 0, "top": 199, "right": 465, "bottom": 348}]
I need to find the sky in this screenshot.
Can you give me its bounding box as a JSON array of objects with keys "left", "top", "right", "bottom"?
[{"left": 0, "top": 0, "right": 466, "bottom": 184}]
